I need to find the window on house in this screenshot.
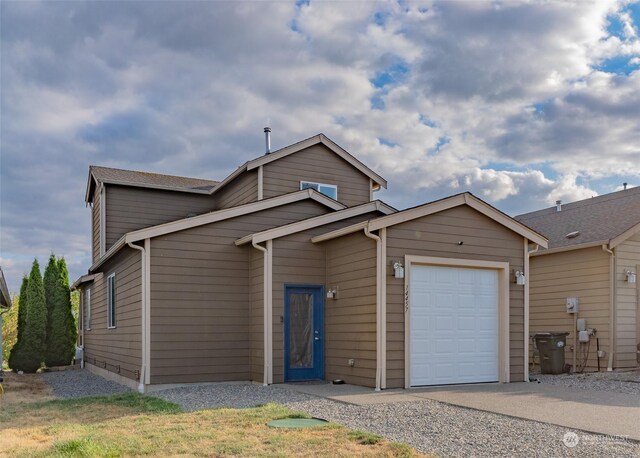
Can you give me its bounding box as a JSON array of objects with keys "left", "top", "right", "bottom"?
[
  {"left": 300, "top": 181, "right": 338, "bottom": 200},
  {"left": 85, "top": 287, "right": 91, "bottom": 331},
  {"left": 107, "top": 273, "right": 116, "bottom": 328}
]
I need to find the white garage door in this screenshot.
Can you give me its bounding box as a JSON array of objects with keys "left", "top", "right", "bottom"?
[{"left": 409, "top": 265, "right": 499, "bottom": 386}]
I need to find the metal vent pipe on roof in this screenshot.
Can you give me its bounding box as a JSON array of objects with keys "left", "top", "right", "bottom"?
[
  {"left": 264, "top": 127, "right": 271, "bottom": 154},
  {"left": 556, "top": 200, "right": 562, "bottom": 212},
  {"left": 623, "top": 182, "right": 628, "bottom": 190}
]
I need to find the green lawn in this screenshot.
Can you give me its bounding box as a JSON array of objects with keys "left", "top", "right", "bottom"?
[{"left": 0, "top": 392, "right": 426, "bottom": 457}]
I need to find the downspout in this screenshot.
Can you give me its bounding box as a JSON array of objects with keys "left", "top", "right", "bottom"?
[
  {"left": 602, "top": 244, "right": 615, "bottom": 371},
  {"left": 524, "top": 243, "right": 539, "bottom": 382},
  {"left": 364, "top": 224, "right": 382, "bottom": 391},
  {"left": 252, "top": 240, "right": 272, "bottom": 386},
  {"left": 128, "top": 241, "right": 148, "bottom": 393}
]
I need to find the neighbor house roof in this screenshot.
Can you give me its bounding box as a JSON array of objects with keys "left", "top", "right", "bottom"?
[
  {"left": 515, "top": 186, "right": 640, "bottom": 251},
  {"left": 85, "top": 166, "right": 219, "bottom": 202},
  {"left": 0, "top": 267, "right": 11, "bottom": 309},
  {"left": 312, "top": 192, "right": 548, "bottom": 247},
  {"left": 89, "top": 189, "right": 346, "bottom": 272},
  {"left": 235, "top": 200, "right": 397, "bottom": 246},
  {"left": 71, "top": 273, "right": 100, "bottom": 290}
]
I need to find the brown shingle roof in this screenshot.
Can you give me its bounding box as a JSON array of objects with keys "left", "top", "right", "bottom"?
[
  {"left": 90, "top": 166, "right": 219, "bottom": 193},
  {"left": 515, "top": 187, "right": 640, "bottom": 249}
]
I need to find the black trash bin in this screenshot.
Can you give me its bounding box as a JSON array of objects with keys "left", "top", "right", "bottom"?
[{"left": 534, "top": 332, "right": 569, "bottom": 374}]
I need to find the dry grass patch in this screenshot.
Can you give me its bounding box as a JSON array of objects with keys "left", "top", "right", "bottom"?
[
  {"left": 0, "top": 371, "right": 54, "bottom": 406},
  {"left": 0, "top": 393, "right": 427, "bottom": 457}
]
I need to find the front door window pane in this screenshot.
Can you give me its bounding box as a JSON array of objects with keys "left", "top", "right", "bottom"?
[{"left": 289, "top": 292, "right": 313, "bottom": 368}]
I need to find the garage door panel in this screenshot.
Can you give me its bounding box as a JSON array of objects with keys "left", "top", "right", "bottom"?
[{"left": 409, "top": 265, "right": 499, "bottom": 386}]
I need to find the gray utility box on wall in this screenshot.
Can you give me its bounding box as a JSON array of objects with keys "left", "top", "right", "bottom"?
[{"left": 534, "top": 332, "right": 570, "bottom": 375}]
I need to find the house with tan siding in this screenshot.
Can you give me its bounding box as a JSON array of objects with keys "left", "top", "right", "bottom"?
[
  {"left": 73, "top": 133, "right": 547, "bottom": 392},
  {"left": 516, "top": 189, "right": 640, "bottom": 372}
]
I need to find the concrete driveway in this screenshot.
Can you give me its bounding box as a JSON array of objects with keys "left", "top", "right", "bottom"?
[{"left": 284, "top": 381, "right": 640, "bottom": 441}]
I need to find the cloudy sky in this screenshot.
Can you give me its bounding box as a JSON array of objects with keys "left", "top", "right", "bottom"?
[{"left": 1, "top": 0, "right": 639, "bottom": 292}]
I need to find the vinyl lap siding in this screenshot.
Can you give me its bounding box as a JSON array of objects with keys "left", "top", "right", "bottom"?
[
  {"left": 615, "top": 232, "right": 640, "bottom": 368},
  {"left": 271, "top": 213, "right": 382, "bottom": 384},
  {"left": 324, "top": 232, "right": 377, "bottom": 387},
  {"left": 215, "top": 170, "right": 259, "bottom": 209},
  {"left": 262, "top": 144, "right": 372, "bottom": 207},
  {"left": 385, "top": 205, "right": 526, "bottom": 388},
  {"left": 529, "top": 247, "right": 611, "bottom": 371},
  {"left": 84, "top": 247, "right": 142, "bottom": 381},
  {"left": 148, "top": 200, "right": 331, "bottom": 384},
  {"left": 272, "top": 232, "right": 326, "bottom": 383},
  {"left": 105, "top": 185, "right": 215, "bottom": 250},
  {"left": 250, "top": 248, "right": 264, "bottom": 382}
]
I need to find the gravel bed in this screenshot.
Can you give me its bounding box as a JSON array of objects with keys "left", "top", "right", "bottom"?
[
  {"left": 41, "top": 369, "right": 132, "bottom": 399},
  {"left": 533, "top": 370, "right": 640, "bottom": 395},
  {"left": 153, "top": 383, "right": 640, "bottom": 458},
  {"left": 152, "top": 383, "right": 317, "bottom": 410}
]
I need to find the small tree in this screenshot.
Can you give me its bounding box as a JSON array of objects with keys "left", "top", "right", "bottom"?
[
  {"left": 44, "top": 258, "right": 77, "bottom": 366},
  {"left": 8, "top": 275, "right": 29, "bottom": 369},
  {"left": 9, "top": 260, "right": 46, "bottom": 373},
  {"left": 43, "top": 255, "right": 59, "bottom": 363}
]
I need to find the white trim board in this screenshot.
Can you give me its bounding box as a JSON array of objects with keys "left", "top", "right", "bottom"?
[
  {"left": 236, "top": 201, "right": 396, "bottom": 246},
  {"left": 403, "top": 255, "right": 511, "bottom": 388},
  {"left": 89, "top": 189, "right": 345, "bottom": 272},
  {"left": 312, "top": 193, "right": 548, "bottom": 247}
]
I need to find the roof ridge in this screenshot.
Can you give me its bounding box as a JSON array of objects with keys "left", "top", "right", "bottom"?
[
  {"left": 518, "top": 186, "right": 640, "bottom": 219},
  {"left": 90, "top": 165, "right": 219, "bottom": 184}
]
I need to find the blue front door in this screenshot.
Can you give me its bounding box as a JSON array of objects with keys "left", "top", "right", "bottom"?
[{"left": 284, "top": 285, "right": 324, "bottom": 382}]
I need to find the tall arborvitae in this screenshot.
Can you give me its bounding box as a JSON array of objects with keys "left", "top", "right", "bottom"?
[
  {"left": 43, "top": 254, "right": 59, "bottom": 363},
  {"left": 8, "top": 275, "right": 29, "bottom": 369},
  {"left": 44, "top": 258, "right": 77, "bottom": 366},
  {"left": 9, "top": 260, "right": 46, "bottom": 372}
]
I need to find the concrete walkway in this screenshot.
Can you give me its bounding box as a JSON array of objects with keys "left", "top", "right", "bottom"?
[{"left": 283, "top": 381, "right": 640, "bottom": 441}]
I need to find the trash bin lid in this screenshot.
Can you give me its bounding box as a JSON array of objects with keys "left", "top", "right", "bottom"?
[{"left": 534, "top": 332, "right": 569, "bottom": 338}]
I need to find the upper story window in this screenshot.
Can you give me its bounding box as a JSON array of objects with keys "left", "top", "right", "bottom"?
[
  {"left": 300, "top": 181, "right": 337, "bottom": 200},
  {"left": 107, "top": 273, "right": 116, "bottom": 329}
]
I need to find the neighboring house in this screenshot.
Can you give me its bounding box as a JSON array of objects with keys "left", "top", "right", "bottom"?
[
  {"left": 73, "top": 133, "right": 547, "bottom": 392},
  {"left": 517, "top": 188, "right": 640, "bottom": 372},
  {"left": 0, "top": 267, "right": 11, "bottom": 371}
]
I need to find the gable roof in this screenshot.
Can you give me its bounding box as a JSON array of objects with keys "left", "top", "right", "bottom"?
[
  {"left": 210, "top": 133, "right": 387, "bottom": 198},
  {"left": 86, "top": 133, "right": 386, "bottom": 203},
  {"left": 515, "top": 186, "right": 640, "bottom": 250},
  {"left": 89, "top": 189, "right": 345, "bottom": 272},
  {"left": 312, "top": 192, "right": 548, "bottom": 247},
  {"left": 235, "top": 200, "right": 396, "bottom": 246},
  {"left": 85, "top": 166, "right": 219, "bottom": 203}
]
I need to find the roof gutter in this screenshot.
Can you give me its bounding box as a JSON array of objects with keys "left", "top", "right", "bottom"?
[
  {"left": 602, "top": 244, "right": 615, "bottom": 372},
  {"left": 531, "top": 240, "right": 609, "bottom": 257}
]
